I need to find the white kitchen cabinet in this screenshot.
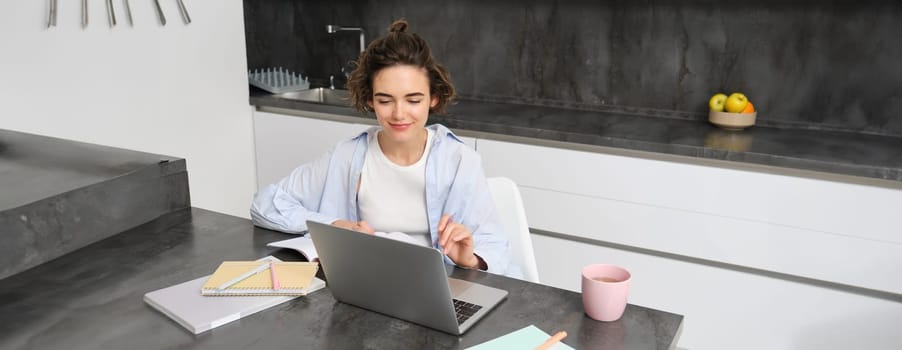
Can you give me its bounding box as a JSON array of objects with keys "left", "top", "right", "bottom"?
[
  {"left": 253, "top": 110, "right": 371, "bottom": 189},
  {"left": 477, "top": 138, "right": 902, "bottom": 294}
]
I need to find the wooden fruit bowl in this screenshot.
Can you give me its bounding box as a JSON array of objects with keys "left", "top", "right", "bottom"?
[{"left": 709, "top": 110, "right": 757, "bottom": 131}]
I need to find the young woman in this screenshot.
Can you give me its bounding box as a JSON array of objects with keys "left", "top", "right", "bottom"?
[{"left": 251, "top": 20, "right": 514, "bottom": 277}]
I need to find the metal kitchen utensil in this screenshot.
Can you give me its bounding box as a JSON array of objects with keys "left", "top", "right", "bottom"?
[
  {"left": 248, "top": 68, "right": 310, "bottom": 94},
  {"left": 153, "top": 0, "right": 166, "bottom": 26},
  {"left": 83, "top": 0, "right": 89, "bottom": 28},
  {"left": 176, "top": 0, "right": 191, "bottom": 24},
  {"left": 107, "top": 0, "right": 117, "bottom": 27},
  {"left": 48, "top": 0, "right": 57, "bottom": 28},
  {"left": 124, "top": 0, "right": 134, "bottom": 26}
]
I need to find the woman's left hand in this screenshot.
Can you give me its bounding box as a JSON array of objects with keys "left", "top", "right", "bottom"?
[{"left": 438, "top": 214, "right": 480, "bottom": 269}]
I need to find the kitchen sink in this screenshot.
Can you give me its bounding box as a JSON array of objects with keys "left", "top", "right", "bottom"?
[{"left": 277, "top": 88, "right": 351, "bottom": 107}]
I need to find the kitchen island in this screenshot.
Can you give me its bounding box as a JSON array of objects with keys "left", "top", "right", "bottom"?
[{"left": 0, "top": 207, "right": 683, "bottom": 350}]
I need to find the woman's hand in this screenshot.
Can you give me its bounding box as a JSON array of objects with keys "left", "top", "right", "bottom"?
[
  {"left": 438, "top": 214, "right": 481, "bottom": 269},
  {"left": 331, "top": 219, "right": 375, "bottom": 234}
]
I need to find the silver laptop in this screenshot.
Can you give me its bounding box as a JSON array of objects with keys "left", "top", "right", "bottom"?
[{"left": 307, "top": 220, "right": 508, "bottom": 335}]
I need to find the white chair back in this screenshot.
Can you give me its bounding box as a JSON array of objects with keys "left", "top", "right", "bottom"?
[{"left": 487, "top": 177, "right": 539, "bottom": 283}]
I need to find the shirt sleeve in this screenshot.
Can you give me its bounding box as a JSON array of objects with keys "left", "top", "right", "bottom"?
[
  {"left": 250, "top": 150, "right": 341, "bottom": 233},
  {"left": 453, "top": 152, "right": 515, "bottom": 277}
]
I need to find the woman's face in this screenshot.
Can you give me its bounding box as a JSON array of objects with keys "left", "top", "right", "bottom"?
[{"left": 369, "top": 65, "right": 438, "bottom": 144}]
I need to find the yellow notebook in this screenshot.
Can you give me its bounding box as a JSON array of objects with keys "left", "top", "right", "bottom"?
[{"left": 201, "top": 261, "right": 319, "bottom": 296}]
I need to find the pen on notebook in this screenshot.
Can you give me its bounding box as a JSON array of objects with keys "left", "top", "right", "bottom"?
[
  {"left": 535, "top": 330, "right": 567, "bottom": 350},
  {"left": 269, "top": 261, "right": 281, "bottom": 291},
  {"left": 216, "top": 262, "right": 271, "bottom": 291}
]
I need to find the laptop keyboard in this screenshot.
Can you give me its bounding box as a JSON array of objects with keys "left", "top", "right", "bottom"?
[{"left": 453, "top": 299, "right": 483, "bottom": 325}]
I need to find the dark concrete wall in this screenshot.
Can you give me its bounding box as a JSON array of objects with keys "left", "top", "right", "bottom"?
[{"left": 244, "top": 0, "right": 902, "bottom": 136}]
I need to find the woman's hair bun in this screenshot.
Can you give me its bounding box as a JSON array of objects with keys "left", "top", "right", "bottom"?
[{"left": 388, "top": 19, "right": 408, "bottom": 33}]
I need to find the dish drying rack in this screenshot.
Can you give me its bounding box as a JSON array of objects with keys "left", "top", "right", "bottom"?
[{"left": 248, "top": 67, "right": 310, "bottom": 94}]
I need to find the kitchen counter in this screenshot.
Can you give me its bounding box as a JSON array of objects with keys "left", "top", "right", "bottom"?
[
  {"left": 0, "top": 129, "right": 189, "bottom": 280},
  {"left": 250, "top": 89, "right": 902, "bottom": 185},
  {"left": 0, "top": 207, "right": 684, "bottom": 349},
  {"left": 0, "top": 129, "right": 180, "bottom": 212}
]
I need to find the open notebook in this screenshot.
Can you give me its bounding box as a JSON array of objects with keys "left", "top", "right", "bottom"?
[{"left": 267, "top": 231, "right": 423, "bottom": 262}]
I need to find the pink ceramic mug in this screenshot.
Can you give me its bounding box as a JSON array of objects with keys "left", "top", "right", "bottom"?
[{"left": 581, "top": 264, "right": 631, "bottom": 322}]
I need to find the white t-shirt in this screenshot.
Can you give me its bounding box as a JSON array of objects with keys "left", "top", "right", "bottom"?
[{"left": 357, "top": 129, "right": 434, "bottom": 247}]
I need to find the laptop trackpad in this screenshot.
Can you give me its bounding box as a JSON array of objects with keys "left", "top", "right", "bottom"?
[
  {"left": 448, "top": 277, "right": 507, "bottom": 305},
  {"left": 448, "top": 277, "right": 475, "bottom": 298}
]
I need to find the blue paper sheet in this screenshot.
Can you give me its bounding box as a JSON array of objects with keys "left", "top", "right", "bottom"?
[{"left": 466, "top": 325, "right": 574, "bottom": 350}]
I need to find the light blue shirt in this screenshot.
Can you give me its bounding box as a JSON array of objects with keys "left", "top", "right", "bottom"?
[{"left": 250, "top": 124, "right": 516, "bottom": 277}]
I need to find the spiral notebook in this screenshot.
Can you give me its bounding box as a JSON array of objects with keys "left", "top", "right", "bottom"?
[{"left": 201, "top": 261, "right": 320, "bottom": 296}]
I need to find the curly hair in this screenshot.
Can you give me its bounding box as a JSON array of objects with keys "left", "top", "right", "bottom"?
[{"left": 346, "top": 19, "right": 456, "bottom": 115}]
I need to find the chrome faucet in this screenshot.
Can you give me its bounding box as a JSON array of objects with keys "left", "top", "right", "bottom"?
[{"left": 326, "top": 25, "right": 366, "bottom": 53}]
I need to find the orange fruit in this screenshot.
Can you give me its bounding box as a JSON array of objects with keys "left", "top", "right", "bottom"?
[{"left": 741, "top": 102, "right": 755, "bottom": 113}]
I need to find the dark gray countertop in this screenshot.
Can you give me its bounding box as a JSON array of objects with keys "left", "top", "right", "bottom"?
[
  {"left": 0, "top": 128, "right": 189, "bottom": 280},
  {"left": 0, "top": 129, "right": 178, "bottom": 212},
  {"left": 251, "top": 90, "right": 902, "bottom": 184},
  {"left": 0, "top": 208, "right": 683, "bottom": 350}
]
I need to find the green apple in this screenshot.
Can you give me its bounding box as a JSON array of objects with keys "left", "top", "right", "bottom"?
[
  {"left": 708, "top": 93, "right": 728, "bottom": 112},
  {"left": 724, "top": 93, "right": 749, "bottom": 113}
]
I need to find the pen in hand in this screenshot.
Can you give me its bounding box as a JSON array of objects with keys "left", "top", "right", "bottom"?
[
  {"left": 535, "top": 330, "right": 567, "bottom": 350},
  {"left": 270, "top": 261, "right": 281, "bottom": 291}
]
